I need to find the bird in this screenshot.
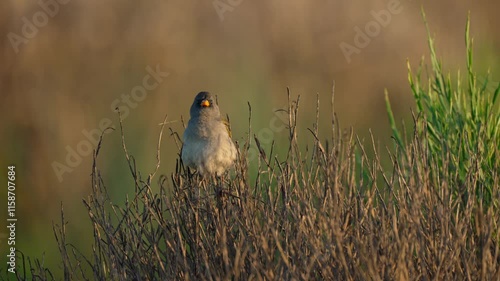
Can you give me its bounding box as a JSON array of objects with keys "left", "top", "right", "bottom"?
[{"left": 181, "top": 91, "right": 237, "bottom": 176}]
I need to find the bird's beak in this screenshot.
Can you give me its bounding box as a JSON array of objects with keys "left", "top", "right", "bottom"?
[{"left": 201, "top": 100, "right": 210, "bottom": 107}]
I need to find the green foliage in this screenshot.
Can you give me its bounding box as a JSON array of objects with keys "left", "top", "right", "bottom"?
[
  {"left": 13, "top": 14, "right": 500, "bottom": 281},
  {"left": 20, "top": 88, "right": 500, "bottom": 280},
  {"left": 386, "top": 11, "right": 500, "bottom": 206}
]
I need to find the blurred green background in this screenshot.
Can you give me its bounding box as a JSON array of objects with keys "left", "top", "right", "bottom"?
[{"left": 0, "top": 0, "right": 499, "bottom": 277}]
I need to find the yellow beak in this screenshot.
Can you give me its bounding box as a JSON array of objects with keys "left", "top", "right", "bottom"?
[{"left": 201, "top": 100, "right": 210, "bottom": 107}]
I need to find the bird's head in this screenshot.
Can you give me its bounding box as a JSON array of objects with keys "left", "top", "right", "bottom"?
[{"left": 190, "top": 91, "right": 221, "bottom": 120}]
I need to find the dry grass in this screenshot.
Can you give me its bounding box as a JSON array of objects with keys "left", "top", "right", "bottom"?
[
  {"left": 16, "top": 86, "right": 499, "bottom": 280},
  {"left": 13, "top": 18, "right": 500, "bottom": 279}
]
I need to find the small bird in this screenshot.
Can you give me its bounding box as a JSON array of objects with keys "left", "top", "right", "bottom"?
[{"left": 181, "top": 91, "right": 237, "bottom": 176}]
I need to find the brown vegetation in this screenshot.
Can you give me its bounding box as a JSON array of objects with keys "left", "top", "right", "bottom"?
[{"left": 20, "top": 90, "right": 499, "bottom": 280}]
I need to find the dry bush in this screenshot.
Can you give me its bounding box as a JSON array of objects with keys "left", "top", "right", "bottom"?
[
  {"left": 12, "top": 15, "right": 500, "bottom": 281},
  {"left": 17, "top": 88, "right": 498, "bottom": 281}
]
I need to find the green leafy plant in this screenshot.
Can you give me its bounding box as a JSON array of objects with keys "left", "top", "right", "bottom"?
[
  {"left": 386, "top": 11, "right": 500, "bottom": 206},
  {"left": 12, "top": 13, "right": 500, "bottom": 281}
]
